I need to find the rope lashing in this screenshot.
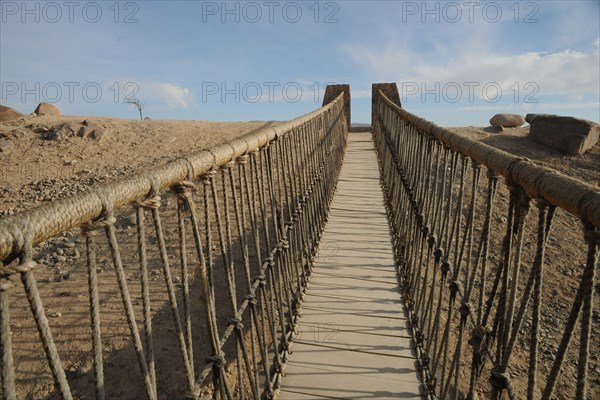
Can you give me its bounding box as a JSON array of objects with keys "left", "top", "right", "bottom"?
[{"left": 136, "top": 195, "right": 161, "bottom": 209}]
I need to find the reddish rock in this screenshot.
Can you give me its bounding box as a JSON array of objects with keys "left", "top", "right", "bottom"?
[
  {"left": 529, "top": 115, "right": 599, "bottom": 155},
  {"left": 34, "top": 102, "right": 61, "bottom": 116},
  {"left": 0, "top": 105, "right": 24, "bottom": 122}
]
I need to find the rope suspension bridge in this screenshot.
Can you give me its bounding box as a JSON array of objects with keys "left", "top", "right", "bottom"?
[{"left": 0, "top": 84, "right": 598, "bottom": 399}]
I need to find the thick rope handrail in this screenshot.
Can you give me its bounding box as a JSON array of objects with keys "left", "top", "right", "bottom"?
[
  {"left": 0, "top": 93, "right": 344, "bottom": 261},
  {"left": 374, "top": 89, "right": 599, "bottom": 399},
  {"left": 379, "top": 91, "right": 600, "bottom": 227},
  {"left": 1, "top": 91, "right": 348, "bottom": 400}
]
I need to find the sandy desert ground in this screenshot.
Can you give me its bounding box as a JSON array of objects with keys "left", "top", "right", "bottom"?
[{"left": 0, "top": 115, "right": 598, "bottom": 399}]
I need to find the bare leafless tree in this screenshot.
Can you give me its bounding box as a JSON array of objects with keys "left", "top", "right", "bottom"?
[{"left": 124, "top": 98, "right": 144, "bottom": 120}]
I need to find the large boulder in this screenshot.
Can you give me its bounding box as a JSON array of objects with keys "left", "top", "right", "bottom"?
[
  {"left": 529, "top": 115, "right": 599, "bottom": 155},
  {"left": 490, "top": 114, "right": 525, "bottom": 128},
  {"left": 0, "top": 105, "right": 24, "bottom": 122},
  {"left": 525, "top": 113, "right": 558, "bottom": 124},
  {"left": 34, "top": 102, "right": 62, "bottom": 116}
]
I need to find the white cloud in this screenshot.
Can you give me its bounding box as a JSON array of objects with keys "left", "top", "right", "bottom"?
[
  {"left": 146, "top": 83, "right": 195, "bottom": 109},
  {"left": 344, "top": 46, "right": 599, "bottom": 100}
]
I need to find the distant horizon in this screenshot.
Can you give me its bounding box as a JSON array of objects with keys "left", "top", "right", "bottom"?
[
  {"left": 2, "top": 1, "right": 599, "bottom": 126},
  {"left": 3, "top": 98, "right": 597, "bottom": 128}
]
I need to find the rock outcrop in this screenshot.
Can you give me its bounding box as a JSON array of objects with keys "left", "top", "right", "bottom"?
[{"left": 529, "top": 115, "right": 599, "bottom": 155}]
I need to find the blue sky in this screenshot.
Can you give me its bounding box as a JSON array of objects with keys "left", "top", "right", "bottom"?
[{"left": 1, "top": 0, "right": 599, "bottom": 126}]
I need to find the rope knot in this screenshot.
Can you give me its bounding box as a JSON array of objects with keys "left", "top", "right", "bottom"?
[
  {"left": 415, "top": 331, "right": 424, "bottom": 346},
  {"left": 224, "top": 160, "right": 236, "bottom": 170},
  {"left": 419, "top": 355, "right": 430, "bottom": 370},
  {"left": 136, "top": 195, "right": 161, "bottom": 209},
  {"left": 427, "top": 235, "right": 436, "bottom": 248},
  {"left": 486, "top": 167, "right": 498, "bottom": 180},
  {"left": 441, "top": 260, "right": 451, "bottom": 276},
  {"left": 434, "top": 247, "right": 443, "bottom": 261},
  {"left": 254, "top": 274, "right": 267, "bottom": 286},
  {"left": 418, "top": 212, "right": 426, "bottom": 225},
  {"left": 459, "top": 301, "right": 472, "bottom": 320},
  {"left": 507, "top": 180, "right": 531, "bottom": 210},
  {"left": 490, "top": 368, "right": 510, "bottom": 391},
  {"left": 449, "top": 279, "right": 461, "bottom": 297},
  {"left": 206, "top": 352, "right": 227, "bottom": 369},
  {"left": 228, "top": 317, "right": 244, "bottom": 331},
  {"left": 245, "top": 294, "right": 257, "bottom": 305},
  {"left": 81, "top": 216, "right": 117, "bottom": 236},
  {"left": 274, "top": 359, "right": 283, "bottom": 373},
  {"left": 202, "top": 170, "right": 217, "bottom": 185},
  {"left": 469, "top": 324, "right": 488, "bottom": 350},
  {"left": 405, "top": 295, "right": 414, "bottom": 309},
  {"left": 237, "top": 154, "right": 249, "bottom": 165},
  {"left": 13, "top": 260, "right": 38, "bottom": 273},
  {"left": 426, "top": 378, "right": 437, "bottom": 395},
  {"left": 411, "top": 315, "right": 419, "bottom": 328},
  {"left": 266, "top": 257, "right": 275, "bottom": 268},
  {"left": 171, "top": 181, "right": 195, "bottom": 199}
]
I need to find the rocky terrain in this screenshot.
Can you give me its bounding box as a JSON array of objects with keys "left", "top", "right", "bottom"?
[{"left": 0, "top": 111, "right": 274, "bottom": 215}]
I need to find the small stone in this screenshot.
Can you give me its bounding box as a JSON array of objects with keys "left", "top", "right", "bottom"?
[
  {"left": 56, "top": 255, "right": 67, "bottom": 263},
  {"left": 78, "top": 122, "right": 108, "bottom": 140},
  {"left": 42, "top": 123, "right": 78, "bottom": 140},
  {"left": 51, "top": 312, "right": 62, "bottom": 318}
]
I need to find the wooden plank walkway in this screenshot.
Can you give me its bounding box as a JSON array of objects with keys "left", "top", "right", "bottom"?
[{"left": 279, "top": 132, "right": 422, "bottom": 399}]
